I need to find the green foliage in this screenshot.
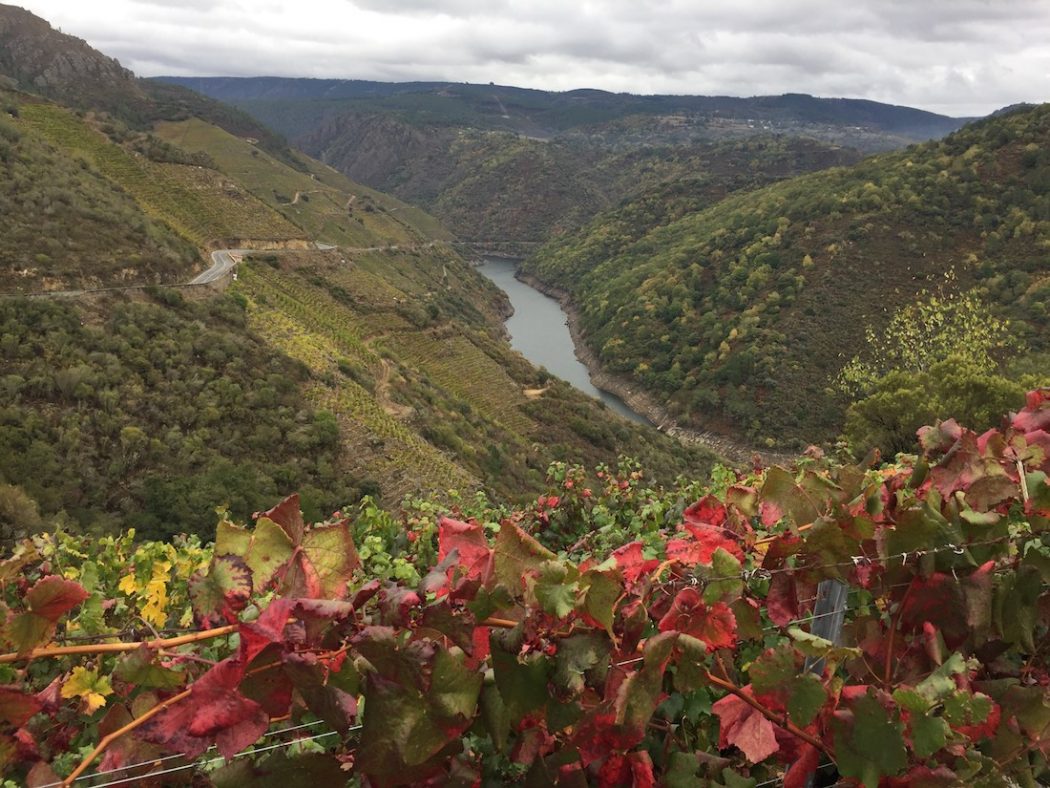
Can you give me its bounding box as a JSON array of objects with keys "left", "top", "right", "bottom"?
[
  {"left": 843, "top": 355, "right": 1028, "bottom": 456},
  {"left": 522, "top": 103, "right": 1050, "bottom": 447},
  {"left": 838, "top": 275, "right": 1012, "bottom": 397},
  {"left": 0, "top": 94, "right": 197, "bottom": 292},
  {"left": 0, "top": 395, "right": 1047, "bottom": 785},
  {"left": 0, "top": 296, "right": 362, "bottom": 539}
]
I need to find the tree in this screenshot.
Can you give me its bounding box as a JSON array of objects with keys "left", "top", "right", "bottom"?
[
  {"left": 837, "top": 274, "right": 1012, "bottom": 398},
  {"left": 843, "top": 355, "right": 1026, "bottom": 456}
]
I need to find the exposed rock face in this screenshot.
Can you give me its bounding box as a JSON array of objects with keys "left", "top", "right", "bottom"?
[
  {"left": 299, "top": 112, "right": 458, "bottom": 198},
  {"left": 0, "top": 3, "right": 145, "bottom": 108}
]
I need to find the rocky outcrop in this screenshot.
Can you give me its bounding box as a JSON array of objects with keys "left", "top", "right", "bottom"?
[{"left": 0, "top": 4, "right": 144, "bottom": 109}]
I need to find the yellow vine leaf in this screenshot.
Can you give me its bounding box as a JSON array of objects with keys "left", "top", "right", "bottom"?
[
  {"left": 61, "top": 667, "right": 113, "bottom": 713},
  {"left": 117, "top": 574, "right": 138, "bottom": 595},
  {"left": 141, "top": 561, "right": 172, "bottom": 627}
]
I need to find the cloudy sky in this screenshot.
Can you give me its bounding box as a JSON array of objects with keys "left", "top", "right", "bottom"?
[{"left": 18, "top": 0, "right": 1050, "bottom": 116}]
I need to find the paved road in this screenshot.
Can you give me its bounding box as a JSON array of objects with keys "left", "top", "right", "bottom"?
[{"left": 190, "top": 249, "right": 248, "bottom": 284}]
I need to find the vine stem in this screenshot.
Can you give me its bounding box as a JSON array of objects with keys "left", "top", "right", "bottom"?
[
  {"left": 883, "top": 580, "right": 915, "bottom": 687},
  {"left": 703, "top": 671, "right": 832, "bottom": 757},
  {"left": 0, "top": 624, "right": 238, "bottom": 664},
  {"left": 480, "top": 617, "right": 518, "bottom": 629},
  {"left": 61, "top": 687, "right": 192, "bottom": 786}
]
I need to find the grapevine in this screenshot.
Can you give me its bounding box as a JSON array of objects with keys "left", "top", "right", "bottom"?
[{"left": 0, "top": 392, "right": 1047, "bottom": 786}]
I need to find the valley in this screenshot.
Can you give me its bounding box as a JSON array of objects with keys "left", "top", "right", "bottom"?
[{"left": 0, "top": 4, "right": 1047, "bottom": 787}]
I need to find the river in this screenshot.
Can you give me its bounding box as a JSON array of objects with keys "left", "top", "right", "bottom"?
[{"left": 476, "top": 258, "right": 651, "bottom": 426}]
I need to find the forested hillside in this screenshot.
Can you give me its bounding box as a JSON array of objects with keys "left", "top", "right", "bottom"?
[
  {"left": 296, "top": 121, "right": 862, "bottom": 243},
  {"left": 0, "top": 7, "right": 713, "bottom": 544},
  {"left": 524, "top": 104, "right": 1050, "bottom": 450},
  {"left": 160, "top": 76, "right": 971, "bottom": 244},
  {"left": 0, "top": 92, "right": 198, "bottom": 291}
]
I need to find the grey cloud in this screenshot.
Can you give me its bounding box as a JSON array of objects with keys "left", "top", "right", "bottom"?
[{"left": 16, "top": 0, "right": 1050, "bottom": 115}]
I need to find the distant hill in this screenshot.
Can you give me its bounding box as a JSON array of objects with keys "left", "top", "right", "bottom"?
[
  {"left": 523, "top": 104, "right": 1050, "bottom": 448},
  {"left": 158, "top": 76, "right": 970, "bottom": 142},
  {"left": 161, "top": 77, "right": 961, "bottom": 243},
  {"left": 0, "top": 3, "right": 297, "bottom": 164}
]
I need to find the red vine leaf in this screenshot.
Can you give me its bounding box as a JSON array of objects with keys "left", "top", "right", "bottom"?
[
  {"left": 438, "top": 517, "right": 491, "bottom": 578},
  {"left": 712, "top": 688, "right": 780, "bottom": 763},
  {"left": 140, "top": 659, "right": 267, "bottom": 759},
  {"left": 683, "top": 495, "right": 727, "bottom": 527},
  {"left": 0, "top": 687, "right": 41, "bottom": 727},
  {"left": 611, "top": 542, "right": 658, "bottom": 585},
  {"left": 25, "top": 577, "right": 88, "bottom": 621},
  {"left": 784, "top": 742, "right": 821, "bottom": 788},
  {"left": 258, "top": 493, "right": 306, "bottom": 543},
  {"left": 657, "top": 588, "right": 737, "bottom": 650},
  {"left": 765, "top": 572, "right": 799, "bottom": 627}
]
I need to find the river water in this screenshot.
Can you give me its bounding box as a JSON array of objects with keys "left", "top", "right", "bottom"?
[{"left": 476, "top": 258, "right": 650, "bottom": 425}]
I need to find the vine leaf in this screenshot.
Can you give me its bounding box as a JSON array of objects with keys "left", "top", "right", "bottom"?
[
  {"left": 0, "top": 687, "right": 41, "bottom": 727},
  {"left": 554, "top": 632, "right": 610, "bottom": 694},
  {"left": 437, "top": 516, "right": 491, "bottom": 585},
  {"left": 114, "top": 645, "right": 186, "bottom": 690},
  {"left": 610, "top": 542, "right": 659, "bottom": 585},
  {"left": 657, "top": 588, "right": 736, "bottom": 650},
  {"left": 8, "top": 576, "right": 88, "bottom": 655},
  {"left": 531, "top": 561, "right": 580, "bottom": 618},
  {"left": 356, "top": 642, "right": 481, "bottom": 783},
  {"left": 297, "top": 521, "right": 359, "bottom": 598},
  {"left": 236, "top": 495, "right": 358, "bottom": 599},
  {"left": 712, "top": 688, "right": 779, "bottom": 763},
  {"left": 491, "top": 522, "right": 556, "bottom": 592},
  {"left": 581, "top": 568, "right": 620, "bottom": 636},
  {"left": 615, "top": 632, "right": 676, "bottom": 740},
  {"left": 60, "top": 666, "right": 113, "bottom": 714},
  {"left": 141, "top": 658, "right": 268, "bottom": 759},
  {"left": 243, "top": 517, "right": 295, "bottom": 590},
  {"left": 833, "top": 690, "right": 907, "bottom": 785},
  {"left": 784, "top": 742, "right": 821, "bottom": 788},
  {"left": 25, "top": 576, "right": 87, "bottom": 620},
  {"left": 189, "top": 555, "right": 253, "bottom": 626}
]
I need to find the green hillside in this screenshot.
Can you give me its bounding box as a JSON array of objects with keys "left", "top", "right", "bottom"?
[
  {"left": 0, "top": 93, "right": 197, "bottom": 291},
  {"left": 159, "top": 76, "right": 969, "bottom": 145},
  {"left": 153, "top": 117, "right": 450, "bottom": 247},
  {"left": 0, "top": 7, "right": 714, "bottom": 542},
  {"left": 291, "top": 114, "right": 862, "bottom": 244},
  {"left": 523, "top": 104, "right": 1050, "bottom": 449},
  {"left": 231, "top": 249, "right": 712, "bottom": 503}
]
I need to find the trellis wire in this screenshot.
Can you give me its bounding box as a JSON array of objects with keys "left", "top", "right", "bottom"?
[{"left": 36, "top": 720, "right": 337, "bottom": 788}]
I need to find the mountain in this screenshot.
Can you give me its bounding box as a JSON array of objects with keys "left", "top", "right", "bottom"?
[
  {"left": 0, "top": 6, "right": 713, "bottom": 542},
  {"left": 157, "top": 77, "right": 970, "bottom": 142},
  {"left": 0, "top": 3, "right": 296, "bottom": 164},
  {"left": 155, "top": 76, "right": 969, "bottom": 245},
  {"left": 522, "top": 104, "right": 1050, "bottom": 449}
]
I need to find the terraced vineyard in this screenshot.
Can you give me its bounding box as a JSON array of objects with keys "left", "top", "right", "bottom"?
[
  {"left": 237, "top": 267, "right": 476, "bottom": 500},
  {"left": 154, "top": 118, "right": 444, "bottom": 248},
  {"left": 392, "top": 331, "right": 535, "bottom": 435},
  {"left": 20, "top": 104, "right": 301, "bottom": 245},
  {"left": 241, "top": 263, "right": 379, "bottom": 365}
]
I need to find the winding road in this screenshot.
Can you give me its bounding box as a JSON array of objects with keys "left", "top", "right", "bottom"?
[{"left": 190, "top": 248, "right": 247, "bottom": 284}]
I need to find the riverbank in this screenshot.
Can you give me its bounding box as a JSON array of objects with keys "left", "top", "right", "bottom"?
[{"left": 514, "top": 271, "right": 796, "bottom": 467}]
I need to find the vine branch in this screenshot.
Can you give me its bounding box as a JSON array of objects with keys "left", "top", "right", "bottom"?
[
  {"left": 0, "top": 624, "right": 238, "bottom": 664},
  {"left": 61, "top": 687, "right": 192, "bottom": 786}
]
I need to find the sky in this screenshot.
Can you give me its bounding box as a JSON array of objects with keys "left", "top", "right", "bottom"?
[{"left": 17, "top": 0, "right": 1050, "bottom": 117}]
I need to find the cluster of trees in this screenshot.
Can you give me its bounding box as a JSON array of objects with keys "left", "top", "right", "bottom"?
[
  {"left": 0, "top": 95, "right": 197, "bottom": 292},
  {"left": 0, "top": 294, "right": 367, "bottom": 543},
  {"left": 525, "top": 103, "right": 1050, "bottom": 451}
]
